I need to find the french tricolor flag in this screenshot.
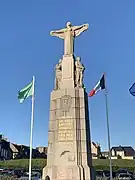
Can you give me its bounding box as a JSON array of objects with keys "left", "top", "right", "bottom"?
[{"left": 88, "top": 74, "right": 105, "bottom": 97}]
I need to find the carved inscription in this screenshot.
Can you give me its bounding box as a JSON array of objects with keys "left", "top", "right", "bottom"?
[
  {"left": 58, "top": 119, "right": 73, "bottom": 129},
  {"left": 58, "top": 119, "right": 73, "bottom": 141}
]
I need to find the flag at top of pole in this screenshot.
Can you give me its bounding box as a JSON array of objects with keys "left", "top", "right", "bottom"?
[
  {"left": 88, "top": 74, "right": 105, "bottom": 97},
  {"left": 18, "top": 79, "right": 34, "bottom": 103}
]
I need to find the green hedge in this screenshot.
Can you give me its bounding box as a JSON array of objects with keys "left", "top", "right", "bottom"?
[
  {"left": 93, "top": 159, "right": 135, "bottom": 167},
  {"left": 1, "top": 159, "right": 135, "bottom": 171},
  {"left": 0, "top": 159, "right": 46, "bottom": 170},
  {"left": 93, "top": 159, "right": 135, "bottom": 172}
]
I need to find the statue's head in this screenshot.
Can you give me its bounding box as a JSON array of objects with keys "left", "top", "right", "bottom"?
[
  {"left": 66, "top": 22, "right": 72, "bottom": 28},
  {"left": 76, "top": 57, "right": 81, "bottom": 62},
  {"left": 59, "top": 59, "right": 62, "bottom": 63}
]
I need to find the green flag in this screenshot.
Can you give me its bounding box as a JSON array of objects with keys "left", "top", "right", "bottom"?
[{"left": 18, "top": 81, "right": 33, "bottom": 103}]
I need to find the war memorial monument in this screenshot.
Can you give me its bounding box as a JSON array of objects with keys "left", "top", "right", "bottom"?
[{"left": 42, "top": 22, "right": 95, "bottom": 180}]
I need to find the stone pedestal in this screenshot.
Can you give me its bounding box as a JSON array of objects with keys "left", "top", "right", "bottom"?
[
  {"left": 42, "top": 54, "right": 95, "bottom": 180},
  {"left": 61, "top": 55, "right": 74, "bottom": 89}
]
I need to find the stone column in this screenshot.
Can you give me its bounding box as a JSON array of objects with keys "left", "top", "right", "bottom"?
[{"left": 61, "top": 55, "right": 75, "bottom": 89}]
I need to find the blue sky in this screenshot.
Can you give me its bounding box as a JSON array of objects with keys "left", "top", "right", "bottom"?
[{"left": 0, "top": 0, "right": 135, "bottom": 151}]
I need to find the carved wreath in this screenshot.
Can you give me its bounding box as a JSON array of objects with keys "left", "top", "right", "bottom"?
[{"left": 60, "top": 95, "right": 72, "bottom": 111}]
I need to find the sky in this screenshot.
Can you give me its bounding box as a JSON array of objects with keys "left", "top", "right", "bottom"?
[{"left": 0, "top": 0, "right": 135, "bottom": 151}]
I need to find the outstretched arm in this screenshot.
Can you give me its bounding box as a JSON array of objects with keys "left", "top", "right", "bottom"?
[
  {"left": 73, "top": 24, "right": 89, "bottom": 37},
  {"left": 50, "top": 28, "right": 66, "bottom": 39}
]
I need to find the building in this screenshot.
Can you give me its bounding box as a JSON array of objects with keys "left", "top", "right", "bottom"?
[
  {"left": 36, "top": 146, "right": 47, "bottom": 158},
  {"left": 36, "top": 146, "right": 48, "bottom": 155},
  {"left": 111, "top": 146, "right": 135, "bottom": 159},
  {"left": 91, "top": 142, "right": 101, "bottom": 159},
  {"left": 11, "top": 144, "right": 42, "bottom": 159},
  {"left": 10, "top": 143, "right": 20, "bottom": 159},
  {"left": 101, "top": 151, "right": 108, "bottom": 158},
  {"left": 0, "top": 134, "right": 47, "bottom": 160},
  {"left": 0, "top": 135, "right": 12, "bottom": 160}
]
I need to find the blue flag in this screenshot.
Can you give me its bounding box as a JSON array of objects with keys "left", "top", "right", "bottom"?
[{"left": 129, "top": 83, "right": 135, "bottom": 96}]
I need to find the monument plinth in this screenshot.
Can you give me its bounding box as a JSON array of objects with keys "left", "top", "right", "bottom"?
[{"left": 42, "top": 22, "right": 95, "bottom": 180}]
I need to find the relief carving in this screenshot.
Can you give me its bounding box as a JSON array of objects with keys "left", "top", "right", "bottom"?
[
  {"left": 60, "top": 95, "right": 72, "bottom": 112},
  {"left": 54, "top": 59, "right": 62, "bottom": 90},
  {"left": 60, "top": 150, "right": 70, "bottom": 157},
  {"left": 75, "top": 57, "right": 85, "bottom": 88}
]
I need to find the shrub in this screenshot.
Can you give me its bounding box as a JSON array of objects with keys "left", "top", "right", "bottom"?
[
  {"left": 0, "top": 159, "right": 135, "bottom": 172},
  {"left": 0, "top": 159, "right": 46, "bottom": 171}
]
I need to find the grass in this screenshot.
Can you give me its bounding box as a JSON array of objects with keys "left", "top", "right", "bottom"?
[
  {"left": 93, "top": 159, "right": 135, "bottom": 171},
  {"left": 0, "top": 159, "right": 135, "bottom": 171},
  {"left": 93, "top": 159, "right": 135, "bottom": 167},
  {"left": 0, "top": 159, "right": 46, "bottom": 170}
]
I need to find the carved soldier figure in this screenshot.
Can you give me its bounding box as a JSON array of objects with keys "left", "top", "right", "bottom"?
[
  {"left": 55, "top": 59, "right": 62, "bottom": 90},
  {"left": 75, "top": 57, "right": 85, "bottom": 87},
  {"left": 50, "top": 22, "right": 89, "bottom": 55}
]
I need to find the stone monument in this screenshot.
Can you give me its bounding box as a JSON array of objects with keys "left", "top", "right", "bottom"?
[{"left": 42, "top": 22, "right": 95, "bottom": 180}]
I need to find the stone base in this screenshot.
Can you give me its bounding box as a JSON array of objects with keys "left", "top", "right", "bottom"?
[{"left": 42, "top": 165, "right": 96, "bottom": 180}]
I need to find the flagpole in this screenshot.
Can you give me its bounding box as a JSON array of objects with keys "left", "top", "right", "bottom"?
[
  {"left": 104, "top": 74, "right": 113, "bottom": 180},
  {"left": 29, "top": 76, "right": 35, "bottom": 180}
]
